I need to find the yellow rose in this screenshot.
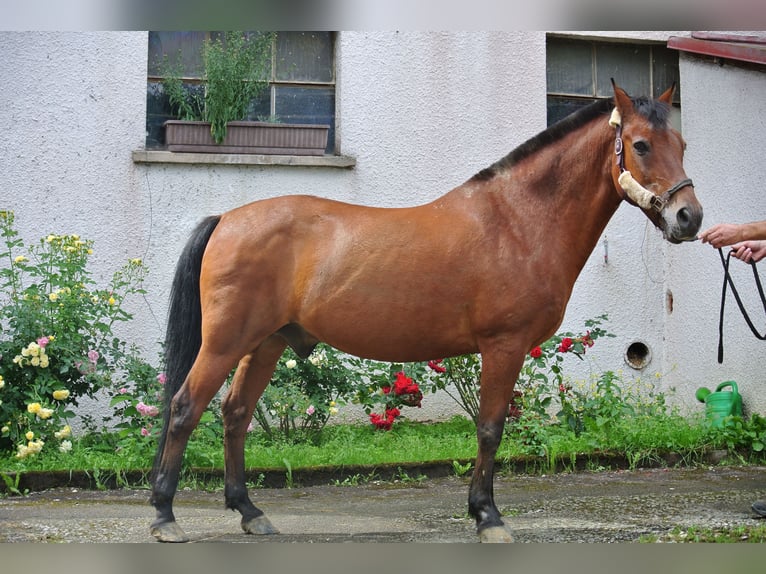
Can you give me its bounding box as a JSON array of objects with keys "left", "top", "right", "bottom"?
[
  {"left": 25, "top": 430, "right": 34, "bottom": 441},
  {"left": 108, "top": 296, "right": 116, "bottom": 305},
  {"left": 14, "top": 255, "right": 28, "bottom": 263},
  {"left": 1, "top": 426, "right": 9, "bottom": 434},
  {"left": 27, "top": 402, "right": 41, "bottom": 414},
  {"left": 52, "top": 389, "right": 70, "bottom": 401},
  {"left": 49, "top": 292, "right": 59, "bottom": 302},
  {"left": 37, "top": 408, "right": 54, "bottom": 420},
  {"left": 39, "top": 354, "right": 49, "bottom": 368},
  {"left": 30, "top": 356, "right": 40, "bottom": 367}
]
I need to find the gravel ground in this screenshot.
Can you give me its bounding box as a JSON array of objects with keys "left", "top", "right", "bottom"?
[{"left": 1, "top": 465, "right": 765, "bottom": 543}]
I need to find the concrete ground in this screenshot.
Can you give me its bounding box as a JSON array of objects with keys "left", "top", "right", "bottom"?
[{"left": 1, "top": 465, "right": 765, "bottom": 543}]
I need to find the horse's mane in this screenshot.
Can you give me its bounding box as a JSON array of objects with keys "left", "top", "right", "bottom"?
[{"left": 471, "top": 96, "right": 670, "bottom": 182}]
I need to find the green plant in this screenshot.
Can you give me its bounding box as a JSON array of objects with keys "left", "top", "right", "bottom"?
[
  {"left": 708, "top": 413, "right": 766, "bottom": 454},
  {"left": 452, "top": 459, "right": 472, "bottom": 477},
  {"left": 161, "top": 31, "right": 275, "bottom": 143},
  {"left": 641, "top": 524, "right": 766, "bottom": 543},
  {"left": 0, "top": 211, "right": 155, "bottom": 456},
  {"left": 345, "top": 356, "right": 431, "bottom": 430},
  {"left": 427, "top": 316, "right": 613, "bottom": 426},
  {"left": 432, "top": 354, "right": 481, "bottom": 424},
  {"left": 251, "top": 344, "right": 357, "bottom": 442}
]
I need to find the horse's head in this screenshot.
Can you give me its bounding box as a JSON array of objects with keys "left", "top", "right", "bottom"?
[{"left": 610, "top": 81, "right": 703, "bottom": 244}]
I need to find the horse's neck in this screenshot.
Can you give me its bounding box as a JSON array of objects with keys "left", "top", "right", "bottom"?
[{"left": 504, "top": 120, "right": 621, "bottom": 277}]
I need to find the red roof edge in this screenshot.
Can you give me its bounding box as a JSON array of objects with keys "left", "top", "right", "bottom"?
[{"left": 668, "top": 34, "right": 766, "bottom": 66}]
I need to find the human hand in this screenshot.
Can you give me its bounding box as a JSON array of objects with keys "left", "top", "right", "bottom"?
[
  {"left": 730, "top": 240, "right": 766, "bottom": 263},
  {"left": 698, "top": 223, "right": 744, "bottom": 248}
]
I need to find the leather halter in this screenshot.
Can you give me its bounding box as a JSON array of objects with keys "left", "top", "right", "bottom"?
[{"left": 614, "top": 121, "right": 694, "bottom": 213}]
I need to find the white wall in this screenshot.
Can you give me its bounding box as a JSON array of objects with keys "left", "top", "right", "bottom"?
[
  {"left": 664, "top": 54, "right": 766, "bottom": 416},
  {"left": 1, "top": 30, "right": 762, "bottom": 423}
]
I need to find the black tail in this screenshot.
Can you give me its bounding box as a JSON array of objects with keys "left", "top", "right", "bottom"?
[{"left": 153, "top": 215, "right": 221, "bottom": 472}]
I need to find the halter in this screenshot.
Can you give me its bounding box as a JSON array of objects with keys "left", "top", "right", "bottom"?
[{"left": 610, "top": 108, "right": 694, "bottom": 213}]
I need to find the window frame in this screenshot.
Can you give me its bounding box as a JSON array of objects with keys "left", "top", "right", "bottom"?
[
  {"left": 546, "top": 35, "right": 682, "bottom": 128},
  {"left": 143, "top": 31, "right": 342, "bottom": 159}
]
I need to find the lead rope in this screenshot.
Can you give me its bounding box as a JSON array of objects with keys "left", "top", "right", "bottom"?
[{"left": 717, "top": 248, "right": 766, "bottom": 363}]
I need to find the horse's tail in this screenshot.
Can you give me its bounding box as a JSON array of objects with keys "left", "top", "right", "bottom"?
[{"left": 153, "top": 215, "right": 221, "bottom": 472}]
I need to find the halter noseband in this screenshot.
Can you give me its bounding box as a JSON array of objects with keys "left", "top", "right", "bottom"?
[{"left": 611, "top": 109, "right": 694, "bottom": 213}]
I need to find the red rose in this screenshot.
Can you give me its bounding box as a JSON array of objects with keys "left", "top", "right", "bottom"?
[
  {"left": 428, "top": 359, "right": 447, "bottom": 373},
  {"left": 558, "top": 337, "right": 573, "bottom": 353},
  {"left": 529, "top": 346, "right": 542, "bottom": 359}
]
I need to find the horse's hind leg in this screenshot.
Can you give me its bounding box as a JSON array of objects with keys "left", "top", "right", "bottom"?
[
  {"left": 222, "top": 335, "right": 286, "bottom": 535},
  {"left": 150, "top": 350, "right": 238, "bottom": 542}
]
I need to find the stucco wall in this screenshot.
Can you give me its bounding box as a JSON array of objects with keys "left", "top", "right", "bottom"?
[
  {"left": 1, "top": 30, "right": 762, "bottom": 425},
  {"left": 664, "top": 54, "right": 766, "bottom": 416}
]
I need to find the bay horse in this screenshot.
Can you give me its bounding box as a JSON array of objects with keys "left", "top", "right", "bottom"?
[{"left": 149, "top": 82, "right": 703, "bottom": 542}]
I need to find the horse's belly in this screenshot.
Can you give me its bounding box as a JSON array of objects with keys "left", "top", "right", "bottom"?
[{"left": 301, "top": 292, "right": 477, "bottom": 362}]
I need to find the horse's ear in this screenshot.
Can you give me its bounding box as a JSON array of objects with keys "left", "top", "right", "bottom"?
[
  {"left": 658, "top": 83, "right": 676, "bottom": 104},
  {"left": 611, "top": 78, "right": 634, "bottom": 120}
]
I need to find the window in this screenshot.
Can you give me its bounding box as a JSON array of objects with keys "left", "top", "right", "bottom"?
[
  {"left": 145, "top": 32, "right": 336, "bottom": 154},
  {"left": 546, "top": 36, "right": 681, "bottom": 128}
]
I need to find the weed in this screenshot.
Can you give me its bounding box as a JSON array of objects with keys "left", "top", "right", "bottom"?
[{"left": 452, "top": 460, "right": 472, "bottom": 477}]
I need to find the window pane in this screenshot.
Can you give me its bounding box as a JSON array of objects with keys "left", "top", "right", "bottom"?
[
  {"left": 274, "top": 85, "right": 335, "bottom": 153},
  {"left": 595, "top": 43, "right": 650, "bottom": 98},
  {"left": 546, "top": 39, "right": 593, "bottom": 96},
  {"left": 652, "top": 46, "right": 681, "bottom": 103},
  {"left": 275, "top": 32, "right": 334, "bottom": 83},
  {"left": 148, "top": 31, "right": 206, "bottom": 78},
  {"left": 547, "top": 96, "right": 596, "bottom": 126}
]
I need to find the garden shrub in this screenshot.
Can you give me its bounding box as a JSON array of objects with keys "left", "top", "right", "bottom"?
[{"left": 0, "top": 211, "right": 157, "bottom": 457}]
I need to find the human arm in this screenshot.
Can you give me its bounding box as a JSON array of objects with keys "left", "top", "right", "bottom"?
[{"left": 698, "top": 221, "right": 766, "bottom": 248}]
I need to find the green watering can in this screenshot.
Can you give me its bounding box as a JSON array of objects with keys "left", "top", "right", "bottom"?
[{"left": 695, "top": 381, "right": 743, "bottom": 428}]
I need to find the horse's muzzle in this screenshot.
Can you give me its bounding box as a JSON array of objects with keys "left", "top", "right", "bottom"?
[{"left": 664, "top": 203, "right": 703, "bottom": 243}]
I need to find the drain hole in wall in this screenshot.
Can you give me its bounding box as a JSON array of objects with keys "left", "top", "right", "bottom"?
[{"left": 625, "top": 341, "right": 651, "bottom": 370}]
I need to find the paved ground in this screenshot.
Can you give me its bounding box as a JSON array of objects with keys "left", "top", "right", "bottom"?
[{"left": 1, "top": 465, "right": 765, "bottom": 543}]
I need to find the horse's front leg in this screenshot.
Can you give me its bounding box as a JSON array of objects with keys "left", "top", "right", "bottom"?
[
  {"left": 222, "top": 336, "right": 285, "bottom": 536},
  {"left": 469, "top": 343, "right": 525, "bottom": 543}
]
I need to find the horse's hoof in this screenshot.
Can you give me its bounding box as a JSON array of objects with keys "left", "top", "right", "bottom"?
[
  {"left": 242, "top": 514, "right": 279, "bottom": 535},
  {"left": 150, "top": 520, "right": 190, "bottom": 543},
  {"left": 479, "top": 524, "right": 514, "bottom": 543}
]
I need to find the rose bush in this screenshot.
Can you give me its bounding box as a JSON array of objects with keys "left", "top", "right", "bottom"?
[
  {"left": 0, "top": 211, "right": 157, "bottom": 456},
  {"left": 424, "top": 315, "right": 613, "bottom": 426}
]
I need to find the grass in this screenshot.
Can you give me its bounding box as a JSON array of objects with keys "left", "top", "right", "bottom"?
[
  {"left": 641, "top": 524, "right": 766, "bottom": 543},
  {"left": 1, "top": 412, "right": 764, "bottom": 493},
  {"left": 0, "top": 416, "right": 478, "bottom": 479}
]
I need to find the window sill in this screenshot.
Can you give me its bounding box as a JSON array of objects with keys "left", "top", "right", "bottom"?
[{"left": 132, "top": 149, "right": 356, "bottom": 168}]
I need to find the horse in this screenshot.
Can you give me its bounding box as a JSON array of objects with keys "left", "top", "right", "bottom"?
[{"left": 149, "top": 81, "right": 703, "bottom": 543}]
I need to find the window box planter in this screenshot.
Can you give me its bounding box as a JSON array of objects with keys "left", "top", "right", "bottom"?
[{"left": 164, "top": 120, "right": 330, "bottom": 156}]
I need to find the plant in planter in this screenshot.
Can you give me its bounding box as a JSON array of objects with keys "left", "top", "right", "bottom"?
[{"left": 161, "top": 31, "right": 330, "bottom": 155}]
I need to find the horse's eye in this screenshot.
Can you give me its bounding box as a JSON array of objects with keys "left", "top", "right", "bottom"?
[{"left": 633, "top": 140, "right": 650, "bottom": 155}]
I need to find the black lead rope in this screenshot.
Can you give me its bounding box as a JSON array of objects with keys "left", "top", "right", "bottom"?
[{"left": 717, "top": 248, "right": 766, "bottom": 363}]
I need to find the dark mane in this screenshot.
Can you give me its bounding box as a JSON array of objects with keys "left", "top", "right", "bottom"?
[
  {"left": 471, "top": 99, "right": 612, "bottom": 182},
  {"left": 471, "top": 96, "right": 671, "bottom": 182}
]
